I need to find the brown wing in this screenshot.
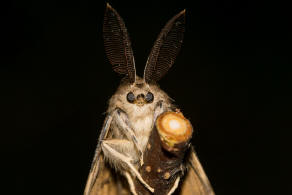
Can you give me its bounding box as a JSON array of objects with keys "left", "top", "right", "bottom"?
[
  {"left": 84, "top": 114, "right": 112, "bottom": 195},
  {"left": 84, "top": 113, "right": 131, "bottom": 195},
  {"left": 85, "top": 156, "right": 116, "bottom": 195},
  {"left": 85, "top": 155, "right": 131, "bottom": 195},
  {"left": 179, "top": 146, "right": 215, "bottom": 195}
]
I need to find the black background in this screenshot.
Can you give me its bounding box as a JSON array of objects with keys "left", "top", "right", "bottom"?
[{"left": 0, "top": 0, "right": 287, "bottom": 194}]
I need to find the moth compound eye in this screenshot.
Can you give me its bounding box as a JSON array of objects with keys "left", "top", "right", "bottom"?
[
  {"left": 126, "top": 92, "right": 135, "bottom": 103},
  {"left": 145, "top": 92, "right": 154, "bottom": 103}
]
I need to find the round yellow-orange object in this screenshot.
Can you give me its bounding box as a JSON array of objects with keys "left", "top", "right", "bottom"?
[{"left": 156, "top": 111, "right": 192, "bottom": 146}]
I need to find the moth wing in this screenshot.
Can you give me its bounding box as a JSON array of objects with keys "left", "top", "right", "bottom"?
[
  {"left": 84, "top": 156, "right": 116, "bottom": 195},
  {"left": 84, "top": 115, "right": 129, "bottom": 195},
  {"left": 180, "top": 146, "right": 215, "bottom": 195}
]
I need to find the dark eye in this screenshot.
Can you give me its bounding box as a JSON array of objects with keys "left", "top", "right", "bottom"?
[
  {"left": 126, "top": 92, "right": 135, "bottom": 103},
  {"left": 145, "top": 92, "right": 154, "bottom": 103}
]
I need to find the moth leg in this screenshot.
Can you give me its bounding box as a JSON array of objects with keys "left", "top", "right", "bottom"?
[
  {"left": 114, "top": 108, "right": 145, "bottom": 166},
  {"left": 102, "top": 139, "right": 136, "bottom": 162},
  {"left": 124, "top": 172, "right": 138, "bottom": 195},
  {"left": 153, "top": 100, "right": 165, "bottom": 122},
  {"left": 101, "top": 139, "right": 154, "bottom": 193},
  {"left": 167, "top": 177, "right": 180, "bottom": 195}
]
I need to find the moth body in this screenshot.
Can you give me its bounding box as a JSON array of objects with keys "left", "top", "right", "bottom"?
[
  {"left": 108, "top": 77, "right": 172, "bottom": 154},
  {"left": 84, "top": 3, "right": 214, "bottom": 195}
]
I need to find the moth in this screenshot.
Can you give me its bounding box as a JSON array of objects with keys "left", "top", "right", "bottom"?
[{"left": 84, "top": 3, "right": 214, "bottom": 195}]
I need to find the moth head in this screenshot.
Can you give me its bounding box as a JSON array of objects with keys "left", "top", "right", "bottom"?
[
  {"left": 103, "top": 3, "right": 185, "bottom": 86},
  {"left": 111, "top": 76, "right": 169, "bottom": 111},
  {"left": 125, "top": 78, "right": 154, "bottom": 107}
]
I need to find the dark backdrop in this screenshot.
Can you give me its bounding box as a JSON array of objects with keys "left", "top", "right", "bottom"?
[{"left": 0, "top": 0, "right": 286, "bottom": 194}]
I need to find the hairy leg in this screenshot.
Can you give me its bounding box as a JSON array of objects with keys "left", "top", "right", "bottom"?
[
  {"left": 113, "top": 108, "right": 144, "bottom": 165},
  {"left": 101, "top": 139, "right": 154, "bottom": 193},
  {"left": 124, "top": 172, "right": 138, "bottom": 195}
]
